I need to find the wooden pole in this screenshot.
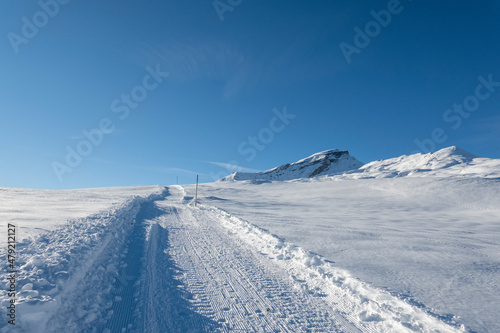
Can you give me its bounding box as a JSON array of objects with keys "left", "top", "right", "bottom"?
[{"left": 195, "top": 175, "right": 199, "bottom": 206}]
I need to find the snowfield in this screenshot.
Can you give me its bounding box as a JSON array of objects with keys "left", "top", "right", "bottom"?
[
  {"left": 0, "top": 186, "right": 165, "bottom": 248},
  {"left": 1, "top": 147, "right": 499, "bottom": 332},
  {"left": 192, "top": 177, "right": 500, "bottom": 332}
]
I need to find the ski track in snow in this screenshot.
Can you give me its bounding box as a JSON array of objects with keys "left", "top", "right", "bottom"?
[{"left": 1, "top": 185, "right": 467, "bottom": 332}]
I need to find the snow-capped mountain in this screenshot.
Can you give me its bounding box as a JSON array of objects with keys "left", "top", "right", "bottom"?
[
  {"left": 346, "top": 146, "right": 500, "bottom": 179},
  {"left": 220, "top": 149, "right": 363, "bottom": 181},
  {"left": 221, "top": 146, "right": 500, "bottom": 182}
]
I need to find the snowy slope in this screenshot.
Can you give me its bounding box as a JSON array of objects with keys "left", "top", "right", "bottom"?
[
  {"left": 220, "top": 149, "right": 363, "bottom": 181},
  {"left": 221, "top": 146, "right": 500, "bottom": 182},
  {"left": 0, "top": 183, "right": 471, "bottom": 332},
  {"left": 342, "top": 146, "right": 500, "bottom": 179},
  {"left": 193, "top": 177, "right": 500, "bottom": 333},
  {"left": 1, "top": 147, "right": 499, "bottom": 332},
  {"left": 0, "top": 186, "right": 164, "bottom": 248}
]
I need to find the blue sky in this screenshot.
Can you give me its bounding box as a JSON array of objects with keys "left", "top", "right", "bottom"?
[{"left": 1, "top": 0, "right": 499, "bottom": 189}]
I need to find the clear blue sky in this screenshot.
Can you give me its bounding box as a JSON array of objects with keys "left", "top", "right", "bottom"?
[{"left": 1, "top": 0, "right": 499, "bottom": 189}]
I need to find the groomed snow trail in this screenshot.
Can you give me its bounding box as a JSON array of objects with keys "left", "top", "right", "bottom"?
[
  {"left": 8, "top": 185, "right": 466, "bottom": 332},
  {"left": 146, "top": 188, "right": 348, "bottom": 332},
  {"left": 136, "top": 186, "right": 464, "bottom": 333}
]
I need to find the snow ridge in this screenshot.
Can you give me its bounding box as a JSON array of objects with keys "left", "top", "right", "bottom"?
[
  {"left": 200, "top": 204, "right": 466, "bottom": 333},
  {"left": 221, "top": 146, "right": 500, "bottom": 182},
  {"left": 221, "top": 149, "right": 363, "bottom": 182},
  {"left": 342, "top": 146, "right": 500, "bottom": 179}
]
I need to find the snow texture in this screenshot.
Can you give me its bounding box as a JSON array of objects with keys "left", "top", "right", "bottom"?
[{"left": 1, "top": 146, "right": 499, "bottom": 332}]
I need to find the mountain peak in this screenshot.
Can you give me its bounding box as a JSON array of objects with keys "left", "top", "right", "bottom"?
[
  {"left": 354, "top": 146, "right": 486, "bottom": 178},
  {"left": 431, "top": 146, "right": 477, "bottom": 160},
  {"left": 220, "top": 146, "right": 499, "bottom": 182},
  {"left": 294, "top": 149, "right": 344, "bottom": 164},
  {"left": 220, "top": 149, "right": 363, "bottom": 182}
]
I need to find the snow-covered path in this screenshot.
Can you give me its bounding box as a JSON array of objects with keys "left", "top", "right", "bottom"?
[
  {"left": 119, "top": 186, "right": 463, "bottom": 332},
  {"left": 145, "top": 186, "right": 347, "bottom": 332},
  {"left": 2, "top": 185, "right": 466, "bottom": 332}
]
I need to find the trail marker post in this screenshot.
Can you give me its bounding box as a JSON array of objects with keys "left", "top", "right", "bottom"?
[{"left": 195, "top": 175, "right": 199, "bottom": 206}]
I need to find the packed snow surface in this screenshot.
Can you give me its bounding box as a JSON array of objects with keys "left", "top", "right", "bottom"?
[
  {"left": 1, "top": 183, "right": 470, "bottom": 332},
  {"left": 1, "top": 147, "right": 498, "bottom": 332}
]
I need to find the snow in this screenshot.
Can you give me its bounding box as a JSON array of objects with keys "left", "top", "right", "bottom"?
[
  {"left": 0, "top": 186, "right": 165, "bottom": 332},
  {"left": 193, "top": 176, "right": 500, "bottom": 332},
  {"left": 0, "top": 186, "right": 164, "bottom": 248},
  {"left": 221, "top": 149, "right": 363, "bottom": 181},
  {"left": 1, "top": 147, "right": 499, "bottom": 332},
  {"left": 221, "top": 146, "right": 500, "bottom": 181},
  {"left": 344, "top": 146, "right": 500, "bottom": 179}
]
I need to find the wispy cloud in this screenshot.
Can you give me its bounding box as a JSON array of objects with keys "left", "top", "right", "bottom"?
[
  {"left": 136, "top": 165, "right": 201, "bottom": 176},
  {"left": 206, "top": 161, "right": 260, "bottom": 173},
  {"left": 67, "top": 128, "right": 125, "bottom": 140},
  {"left": 470, "top": 116, "right": 500, "bottom": 143},
  {"left": 43, "top": 152, "right": 65, "bottom": 159},
  {"left": 142, "top": 40, "right": 257, "bottom": 99},
  {"left": 87, "top": 157, "right": 112, "bottom": 164},
  {"left": 140, "top": 14, "right": 350, "bottom": 100},
  {"left": 475, "top": 115, "right": 500, "bottom": 131}
]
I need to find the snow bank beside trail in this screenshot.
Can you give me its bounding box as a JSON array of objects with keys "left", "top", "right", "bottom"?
[
  {"left": 200, "top": 204, "right": 466, "bottom": 333},
  {"left": 0, "top": 186, "right": 167, "bottom": 332},
  {"left": 0, "top": 186, "right": 164, "bottom": 248}
]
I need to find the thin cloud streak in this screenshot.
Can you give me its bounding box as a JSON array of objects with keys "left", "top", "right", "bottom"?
[
  {"left": 206, "top": 161, "right": 260, "bottom": 173},
  {"left": 137, "top": 165, "right": 201, "bottom": 176}
]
